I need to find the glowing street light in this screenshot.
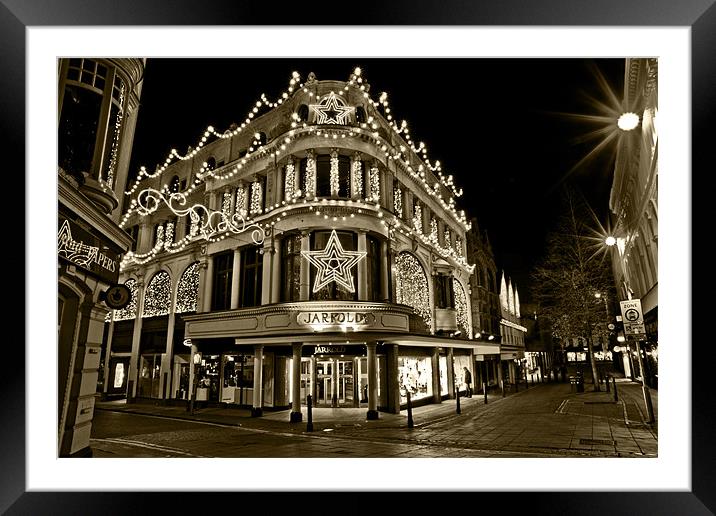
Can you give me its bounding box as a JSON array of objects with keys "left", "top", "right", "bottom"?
[
  {"left": 605, "top": 235, "right": 616, "bottom": 247},
  {"left": 617, "top": 112, "right": 639, "bottom": 131}
]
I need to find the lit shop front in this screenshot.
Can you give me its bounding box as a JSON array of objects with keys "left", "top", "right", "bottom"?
[{"left": 183, "top": 304, "right": 486, "bottom": 418}]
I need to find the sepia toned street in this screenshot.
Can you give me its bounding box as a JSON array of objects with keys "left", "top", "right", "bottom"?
[{"left": 91, "top": 375, "right": 657, "bottom": 459}]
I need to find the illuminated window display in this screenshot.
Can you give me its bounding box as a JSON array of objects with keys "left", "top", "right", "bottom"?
[
  {"left": 453, "top": 355, "right": 471, "bottom": 392},
  {"left": 221, "top": 354, "right": 254, "bottom": 405},
  {"left": 398, "top": 356, "right": 432, "bottom": 404},
  {"left": 196, "top": 354, "right": 221, "bottom": 402},
  {"left": 138, "top": 353, "right": 161, "bottom": 398},
  {"left": 439, "top": 356, "right": 448, "bottom": 395}
]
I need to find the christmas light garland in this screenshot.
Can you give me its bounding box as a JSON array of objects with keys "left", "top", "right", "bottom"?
[
  {"left": 352, "top": 155, "right": 363, "bottom": 198},
  {"left": 302, "top": 229, "right": 366, "bottom": 293},
  {"left": 395, "top": 251, "right": 432, "bottom": 332},
  {"left": 453, "top": 277, "right": 470, "bottom": 337},
  {"left": 330, "top": 150, "right": 340, "bottom": 196},
  {"left": 142, "top": 271, "right": 171, "bottom": 318},
  {"left": 393, "top": 184, "right": 402, "bottom": 215},
  {"left": 176, "top": 261, "right": 200, "bottom": 313}
]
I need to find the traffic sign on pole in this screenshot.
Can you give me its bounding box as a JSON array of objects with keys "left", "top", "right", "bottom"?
[{"left": 619, "top": 299, "right": 645, "bottom": 336}]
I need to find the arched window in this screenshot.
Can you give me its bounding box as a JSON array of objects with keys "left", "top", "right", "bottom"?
[
  {"left": 113, "top": 279, "right": 138, "bottom": 321},
  {"left": 395, "top": 252, "right": 431, "bottom": 332},
  {"left": 176, "top": 262, "right": 200, "bottom": 313},
  {"left": 142, "top": 271, "right": 171, "bottom": 318},
  {"left": 206, "top": 157, "right": 216, "bottom": 171},
  {"left": 453, "top": 278, "right": 470, "bottom": 337},
  {"left": 281, "top": 233, "right": 302, "bottom": 302},
  {"left": 356, "top": 106, "right": 367, "bottom": 124}
]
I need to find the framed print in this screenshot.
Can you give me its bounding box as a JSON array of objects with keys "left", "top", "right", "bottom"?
[{"left": 6, "top": 0, "right": 713, "bottom": 513}]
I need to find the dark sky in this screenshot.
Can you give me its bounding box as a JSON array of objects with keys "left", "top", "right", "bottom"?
[{"left": 128, "top": 58, "right": 625, "bottom": 303}]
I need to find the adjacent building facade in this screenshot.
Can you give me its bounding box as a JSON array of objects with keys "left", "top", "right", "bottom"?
[
  {"left": 607, "top": 58, "right": 658, "bottom": 386},
  {"left": 58, "top": 58, "right": 146, "bottom": 456},
  {"left": 103, "top": 68, "right": 510, "bottom": 420}
]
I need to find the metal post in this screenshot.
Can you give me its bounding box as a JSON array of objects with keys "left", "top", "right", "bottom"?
[
  {"left": 635, "top": 341, "right": 655, "bottom": 424},
  {"left": 605, "top": 374, "right": 611, "bottom": 392},
  {"left": 483, "top": 382, "right": 488, "bottom": 404},
  {"left": 613, "top": 376, "right": 618, "bottom": 402},
  {"left": 501, "top": 379, "right": 505, "bottom": 398},
  {"left": 306, "top": 394, "right": 314, "bottom": 432},
  {"left": 455, "top": 381, "right": 461, "bottom": 414},
  {"left": 406, "top": 391, "right": 414, "bottom": 428}
]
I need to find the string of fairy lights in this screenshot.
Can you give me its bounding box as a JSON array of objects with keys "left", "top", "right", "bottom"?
[
  {"left": 395, "top": 251, "right": 432, "bottom": 332},
  {"left": 453, "top": 277, "right": 470, "bottom": 337},
  {"left": 121, "top": 67, "right": 469, "bottom": 230},
  {"left": 499, "top": 272, "right": 521, "bottom": 318}
]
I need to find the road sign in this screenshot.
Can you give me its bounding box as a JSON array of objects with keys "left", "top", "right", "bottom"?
[{"left": 619, "top": 299, "right": 645, "bottom": 335}]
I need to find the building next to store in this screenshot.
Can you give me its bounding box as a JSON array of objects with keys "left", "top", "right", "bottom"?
[
  {"left": 58, "top": 58, "right": 146, "bottom": 456},
  {"left": 607, "top": 58, "right": 658, "bottom": 388},
  {"left": 104, "top": 67, "right": 522, "bottom": 421}
]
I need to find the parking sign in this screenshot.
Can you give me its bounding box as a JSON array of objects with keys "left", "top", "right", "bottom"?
[{"left": 619, "top": 299, "right": 645, "bottom": 336}]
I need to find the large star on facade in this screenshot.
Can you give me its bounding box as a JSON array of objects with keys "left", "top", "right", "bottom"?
[
  {"left": 302, "top": 230, "right": 366, "bottom": 293},
  {"left": 310, "top": 92, "right": 354, "bottom": 125}
]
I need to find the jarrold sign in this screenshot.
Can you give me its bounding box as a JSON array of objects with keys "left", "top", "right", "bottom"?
[
  {"left": 297, "top": 311, "right": 375, "bottom": 331},
  {"left": 619, "top": 299, "right": 646, "bottom": 337}
]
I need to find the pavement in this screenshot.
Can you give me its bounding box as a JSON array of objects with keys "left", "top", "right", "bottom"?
[{"left": 93, "top": 373, "right": 657, "bottom": 458}]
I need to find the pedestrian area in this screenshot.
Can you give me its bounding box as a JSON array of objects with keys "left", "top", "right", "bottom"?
[{"left": 94, "top": 376, "right": 657, "bottom": 458}]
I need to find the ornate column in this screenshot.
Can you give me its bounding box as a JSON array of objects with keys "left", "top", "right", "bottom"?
[
  {"left": 380, "top": 240, "right": 390, "bottom": 302},
  {"left": 386, "top": 344, "right": 400, "bottom": 413},
  {"left": 304, "top": 149, "right": 316, "bottom": 200},
  {"left": 431, "top": 347, "right": 441, "bottom": 403},
  {"left": 300, "top": 230, "right": 311, "bottom": 300},
  {"left": 201, "top": 255, "right": 214, "bottom": 312},
  {"left": 357, "top": 229, "right": 368, "bottom": 300},
  {"left": 102, "top": 317, "right": 115, "bottom": 395},
  {"left": 161, "top": 292, "right": 176, "bottom": 401},
  {"left": 127, "top": 279, "right": 145, "bottom": 399},
  {"left": 290, "top": 343, "right": 302, "bottom": 422},
  {"left": 366, "top": 342, "right": 379, "bottom": 420},
  {"left": 261, "top": 240, "right": 272, "bottom": 305},
  {"left": 447, "top": 347, "right": 455, "bottom": 398},
  {"left": 271, "top": 237, "right": 281, "bottom": 303},
  {"left": 252, "top": 344, "right": 264, "bottom": 417},
  {"left": 230, "top": 248, "right": 241, "bottom": 309}
]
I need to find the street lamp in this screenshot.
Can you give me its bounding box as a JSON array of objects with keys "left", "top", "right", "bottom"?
[
  {"left": 617, "top": 112, "right": 639, "bottom": 131},
  {"left": 190, "top": 351, "right": 202, "bottom": 415}
]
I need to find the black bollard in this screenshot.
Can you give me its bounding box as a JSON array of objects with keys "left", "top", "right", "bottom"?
[
  {"left": 455, "top": 382, "right": 461, "bottom": 414},
  {"left": 605, "top": 375, "right": 611, "bottom": 393},
  {"left": 306, "top": 394, "right": 314, "bottom": 432},
  {"left": 406, "top": 391, "right": 414, "bottom": 428},
  {"left": 501, "top": 379, "right": 506, "bottom": 398},
  {"left": 612, "top": 377, "right": 618, "bottom": 402},
  {"left": 483, "top": 382, "right": 488, "bottom": 404}
]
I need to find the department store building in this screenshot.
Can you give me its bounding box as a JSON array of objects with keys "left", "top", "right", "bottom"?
[{"left": 105, "top": 69, "right": 503, "bottom": 421}]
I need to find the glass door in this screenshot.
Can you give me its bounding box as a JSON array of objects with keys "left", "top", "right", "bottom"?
[
  {"left": 337, "top": 360, "right": 355, "bottom": 407},
  {"left": 316, "top": 359, "right": 334, "bottom": 406}
]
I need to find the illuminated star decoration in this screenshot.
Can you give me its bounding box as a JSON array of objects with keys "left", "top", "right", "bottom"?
[
  {"left": 310, "top": 92, "right": 354, "bottom": 125},
  {"left": 302, "top": 230, "right": 366, "bottom": 293}
]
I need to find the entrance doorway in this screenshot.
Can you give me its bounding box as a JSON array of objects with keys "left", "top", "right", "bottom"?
[{"left": 315, "top": 358, "right": 355, "bottom": 407}]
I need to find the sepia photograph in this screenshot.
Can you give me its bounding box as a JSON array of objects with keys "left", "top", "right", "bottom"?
[
  {"left": 57, "top": 56, "right": 660, "bottom": 460},
  {"left": 11, "top": 15, "right": 702, "bottom": 510}
]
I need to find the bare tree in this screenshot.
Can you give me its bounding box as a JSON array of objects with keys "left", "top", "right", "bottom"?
[{"left": 531, "top": 187, "right": 613, "bottom": 391}]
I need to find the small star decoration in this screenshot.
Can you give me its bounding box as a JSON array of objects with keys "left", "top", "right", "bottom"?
[
  {"left": 302, "top": 230, "right": 366, "bottom": 293},
  {"left": 310, "top": 92, "right": 355, "bottom": 125}
]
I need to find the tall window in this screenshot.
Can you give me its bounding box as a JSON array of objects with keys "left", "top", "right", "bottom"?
[
  {"left": 315, "top": 154, "right": 351, "bottom": 198},
  {"left": 59, "top": 58, "right": 125, "bottom": 186},
  {"left": 211, "top": 251, "right": 233, "bottom": 311},
  {"left": 241, "top": 247, "right": 263, "bottom": 307},
  {"left": 310, "top": 231, "right": 357, "bottom": 301},
  {"left": 365, "top": 234, "right": 383, "bottom": 301},
  {"left": 434, "top": 273, "right": 454, "bottom": 309},
  {"left": 281, "top": 233, "right": 302, "bottom": 302}
]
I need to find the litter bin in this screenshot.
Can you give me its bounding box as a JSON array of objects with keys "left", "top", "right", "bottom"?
[{"left": 569, "top": 375, "right": 584, "bottom": 393}]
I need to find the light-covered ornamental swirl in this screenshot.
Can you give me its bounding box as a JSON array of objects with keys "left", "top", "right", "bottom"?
[{"left": 395, "top": 252, "right": 432, "bottom": 332}]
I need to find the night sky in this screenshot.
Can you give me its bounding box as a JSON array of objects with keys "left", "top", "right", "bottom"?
[{"left": 127, "top": 58, "right": 625, "bottom": 303}]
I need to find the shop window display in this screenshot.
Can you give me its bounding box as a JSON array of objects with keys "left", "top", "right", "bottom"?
[
  {"left": 196, "top": 354, "right": 221, "bottom": 402},
  {"left": 221, "top": 354, "right": 254, "bottom": 405},
  {"left": 453, "top": 355, "right": 471, "bottom": 393},
  {"left": 398, "top": 356, "right": 432, "bottom": 404},
  {"left": 439, "top": 356, "right": 448, "bottom": 395}
]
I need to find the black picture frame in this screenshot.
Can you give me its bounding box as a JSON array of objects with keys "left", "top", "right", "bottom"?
[{"left": 6, "top": 0, "right": 712, "bottom": 513}]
